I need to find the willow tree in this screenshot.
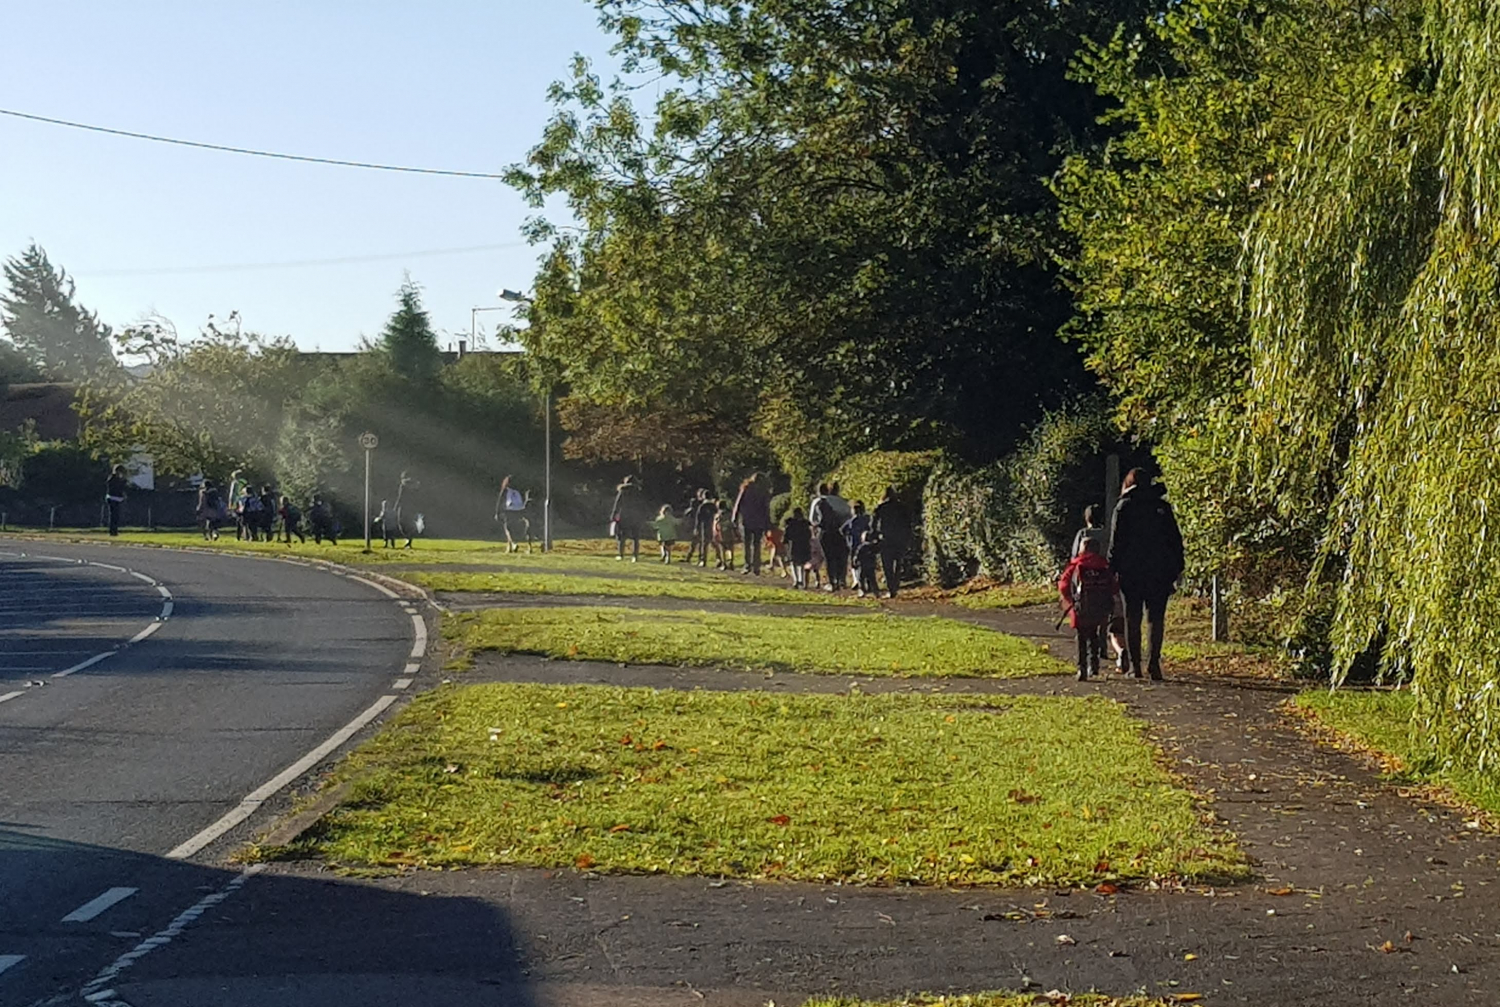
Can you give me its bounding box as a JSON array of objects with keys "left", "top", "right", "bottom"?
[{"left": 1244, "top": 0, "right": 1500, "bottom": 767}]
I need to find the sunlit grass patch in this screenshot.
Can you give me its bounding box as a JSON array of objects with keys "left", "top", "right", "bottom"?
[
  {"left": 410, "top": 568, "right": 866, "bottom": 606},
  {"left": 446, "top": 606, "right": 1067, "bottom": 678},
  {"left": 294, "top": 683, "right": 1245, "bottom": 886},
  {"left": 1295, "top": 688, "right": 1500, "bottom": 818},
  {"left": 951, "top": 583, "right": 1057, "bottom": 610},
  {"left": 802, "top": 995, "right": 1179, "bottom": 1007}
]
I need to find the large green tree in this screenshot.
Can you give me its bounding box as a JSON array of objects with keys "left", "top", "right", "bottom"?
[
  {"left": 377, "top": 277, "right": 442, "bottom": 384},
  {"left": 510, "top": 0, "right": 1166, "bottom": 483},
  {"left": 1, "top": 243, "right": 118, "bottom": 381}
]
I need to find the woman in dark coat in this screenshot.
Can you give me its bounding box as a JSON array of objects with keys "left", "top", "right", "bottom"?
[
  {"left": 731, "top": 473, "right": 772, "bottom": 575},
  {"left": 610, "top": 475, "right": 650, "bottom": 561},
  {"left": 1107, "top": 468, "right": 1185, "bottom": 681}
]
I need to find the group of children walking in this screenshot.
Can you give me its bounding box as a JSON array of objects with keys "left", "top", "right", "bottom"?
[{"left": 194, "top": 478, "right": 337, "bottom": 546}]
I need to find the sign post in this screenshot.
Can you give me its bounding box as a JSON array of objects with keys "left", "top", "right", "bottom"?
[{"left": 359, "top": 431, "right": 379, "bottom": 552}]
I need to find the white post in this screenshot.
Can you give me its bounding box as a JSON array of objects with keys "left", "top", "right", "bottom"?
[{"left": 363, "top": 448, "right": 372, "bottom": 552}]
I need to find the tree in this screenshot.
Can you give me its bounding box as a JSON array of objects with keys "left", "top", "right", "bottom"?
[
  {"left": 1, "top": 243, "right": 118, "bottom": 381},
  {"left": 377, "top": 277, "right": 441, "bottom": 384}
]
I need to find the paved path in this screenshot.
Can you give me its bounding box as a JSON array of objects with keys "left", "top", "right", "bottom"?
[{"left": 0, "top": 542, "right": 419, "bottom": 1006}]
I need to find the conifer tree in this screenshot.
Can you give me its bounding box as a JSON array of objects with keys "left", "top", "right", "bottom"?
[
  {"left": 0, "top": 243, "right": 117, "bottom": 381},
  {"left": 378, "top": 277, "right": 441, "bottom": 383}
]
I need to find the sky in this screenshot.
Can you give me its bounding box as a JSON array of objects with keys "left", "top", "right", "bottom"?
[{"left": 0, "top": 1, "right": 622, "bottom": 352}]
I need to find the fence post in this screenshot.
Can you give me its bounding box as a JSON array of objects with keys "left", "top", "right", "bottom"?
[
  {"left": 147, "top": 505, "right": 154, "bottom": 532},
  {"left": 49, "top": 506, "right": 57, "bottom": 531}
]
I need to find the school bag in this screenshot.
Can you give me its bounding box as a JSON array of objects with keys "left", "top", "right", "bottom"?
[
  {"left": 1071, "top": 563, "right": 1115, "bottom": 629},
  {"left": 503, "top": 487, "right": 525, "bottom": 512}
]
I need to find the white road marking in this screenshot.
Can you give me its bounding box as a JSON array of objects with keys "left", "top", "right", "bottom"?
[
  {"left": 126, "top": 570, "right": 156, "bottom": 586},
  {"left": 62, "top": 887, "right": 139, "bottom": 923},
  {"left": 0, "top": 954, "right": 24, "bottom": 975},
  {"left": 81, "top": 866, "right": 261, "bottom": 998},
  {"left": 127, "top": 622, "right": 162, "bottom": 645},
  {"left": 403, "top": 662, "right": 421, "bottom": 675},
  {"left": 0, "top": 691, "right": 29, "bottom": 704},
  {"left": 346, "top": 574, "right": 400, "bottom": 599},
  {"left": 160, "top": 600, "right": 174, "bottom": 619},
  {"left": 92, "top": 562, "right": 127, "bottom": 572},
  {"left": 409, "top": 613, "right": 427, "bottom": 660},
  {"left": 393, "top": 678, "right": 412, "bottom": 690},
  {"left": 54, "top": 651, "right": 117, "bottom": 678},
  {"left": 155, "top": 585, "right": 171, "bottom": 598},
  {"left": 166, "top": 694, "right": 400, "bottom": 860}
]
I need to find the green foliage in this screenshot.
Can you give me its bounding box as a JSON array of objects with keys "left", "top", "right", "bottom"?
[
  {"left": 377, "top": 278, "right": 441, "bottom": 383},
  {"left": 825, "top": 450, "right": 942, "bottom": 514},
  {"left": 923, "top": 400, "right": 1116, "bottom": 586},
  {"left": 299, "top": 683, "right": 1245, "bottom": 886},
  {"left": 1, "top": 243, "right": 118, "bottom": 381},
  {"left": 18, "top": 442, "right": 107, "bottom": 504}
]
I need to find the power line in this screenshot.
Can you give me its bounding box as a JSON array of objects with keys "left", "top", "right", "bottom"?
[
  {"left": 84, "top": 242, "right": 531, "bottom": 278},
  {"left": 0, "top": 107, "right": 509, "bottom": 179}
]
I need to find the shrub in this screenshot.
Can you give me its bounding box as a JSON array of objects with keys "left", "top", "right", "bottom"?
[
  {"left": 825, "top": 450, "right": 943, "bottom": 514},
  {"left": 770, "top": 491, "right": 793, "bottom": 525}
]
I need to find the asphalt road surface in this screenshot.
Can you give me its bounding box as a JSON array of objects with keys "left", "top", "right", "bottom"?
[{"left": 0, "top": 542, "right": 417, "bottom": 1006}]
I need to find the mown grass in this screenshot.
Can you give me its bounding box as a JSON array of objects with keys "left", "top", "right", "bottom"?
[
  {"left": 951, "top": 583, "right": 1057, "bottom": 610},
  {"left": 1295, "top": 688, "right": 1500, "bottom": 817},
  {"left": 803, "top": 995, "right": 1182, "bottom": 1007},
  {"left": 292, "top": 683, "right": 1245, "bottom": 887},
  {"left": 446, "top": 606, "right": 1068, "bottom": 678},
  {"left": 411, "top": 568, "right": 867, "bottom": 606}
]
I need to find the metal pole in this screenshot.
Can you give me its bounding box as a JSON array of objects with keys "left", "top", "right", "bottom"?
[
  {"left": 364, "top": 448, "right": 372, "bottom": 551},
  {"left": 543, "top": 389, "right": 552, "bottom": 552}
]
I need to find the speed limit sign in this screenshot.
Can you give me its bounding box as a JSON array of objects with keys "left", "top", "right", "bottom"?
[{"left": 359, "top": 431, "right": 379, "bottom": 450}]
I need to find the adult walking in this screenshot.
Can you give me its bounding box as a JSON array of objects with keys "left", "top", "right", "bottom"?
[
  {"left": 871, "top": 486, "right": 912, "bottom": 598},
  {"left": 104, "top": 464, "right": 128, "bottom": 537},
  {"left": 1108, "top": 468, "right": 1184, "bottom": 681},
  {"left": 732, "top": 473, "right": 772, "bottom": 575},
  {"left": 610, "top": 474, "right": 649, "bottom": 561},
  {"left": 810, "top": 482, "right": 849, "bottom": 591}
]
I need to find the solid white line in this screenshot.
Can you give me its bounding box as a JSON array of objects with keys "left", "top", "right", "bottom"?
[
  {"left": 82, "top": 867, "right": 261, "bottom": 996},
  {"left": 54, "top": 651, "right": 116, "bottom": 679},
  {"left": 0, "top": 954, "right": 24, "bottom": 975},
  {"left": 126, "top": 570, "right": 156, "bottom": 586},
  {"left": 409, "top": 613, "right": 427, "bottom": 660},
  {"left": 345, "top": 574, "right": 400, "bottom": 599},
  {"left": 0, "top": 691, "right": 24, "bottom": 705},
  {"left": 62, "top": 887, "right": 138, "bottom": 923},
  {"left": 392, "top": 678, "right": 412, "bottom": 690},
  {"left": 127, "top": 622, "right": 162, "bottom": 645},
  {"left": 155, "top": 585, "right": 171, "bottom": 598},
  {"left": 92, "top": 562, "right": 127, "bottom": 572},
  {"left": 160, "top": 600, "right": 174, "bottom": 619},
  {"left": 165, "top": 694, "right": 400, "bottom": 860}
]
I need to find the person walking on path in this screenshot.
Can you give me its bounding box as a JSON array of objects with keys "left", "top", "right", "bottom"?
[
  {"left": 1074, "top": 504, "right": 1128, "bottom": 672},
  {"left": 853, "top": 530, "right": 882, "bottom": 598},
  {"left": 1108, "top": 468, "right": 1185, "bottom": 681},
  {"left": 610, "top": 475, "right": 649, "bottom": 561},
  {"left": 732, "top": 473, "right": 773, "bottom": 575},
  {"left": 279, "top": 495, "right": 304, "bottom": 544},
  {"left": 1058, "top": 537, "right": 1117, "bottom": 681},
  {"left": 104, "top": 465, "right": 128, "bottom": 536},
  {"left": 650, "top": 504, "right": 682, "bottom": 563},
  {"left": 495, "top": 475, "right": 532, "bottom": 553},
  {"left": 871, "top": 486, "right": 912, "bottom": 598},
  {"left": 783, "top": 507, "right": 813, "bottom": 589},
  {"left": 377, "top": 499, "right": 398, "bottom": 549},
  {"left": 712, "top": 499, "right": 737, "bottom": 570},
  {"left": 841, "top": 501, "right": 871, "bottom": 586},
  {"left": 810, "top": 483, "right": 849, "bottom": 591},
  {"left": 196, "top": 480, "right": 222, "bottom": 541},
  {"left": 691, "top": 489, "right": 715, "bottom": 567}
]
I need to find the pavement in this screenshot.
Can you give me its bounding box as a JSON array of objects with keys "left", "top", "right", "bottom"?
[{"left": 0, "top": 541, "right": 418, "bottom": 1006}]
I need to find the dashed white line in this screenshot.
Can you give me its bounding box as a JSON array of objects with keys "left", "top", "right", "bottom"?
[
  {"left": 62, "top": 887, "right": 138, "bottom": 923},
  {"left": 166, "top": 694, "right": 400, "bottom": 860},
  {"left": 346, "top": 574, "right": 400, "bottom": 599},
  {"left": 402, "top": 662, "right": 421, "bottom": 676},
  {"left": 393, "top": 678, "right": 412, "bottom": 690},
  {"left": 126, "top": 570, "right": 157, "bottom": 586},
  {"left": 0, "top": 691, "right": 24, "bottom": 705},
  {"left": 0, "top": 954, "right": 24, "bottom": 975},
  {"left": 53, "top": 651, "right": 118, "bottom": 679},
  {"left": 409, "top": 613, "right": 427, "bottom": 660},
  {"left": 155, "top": 585, "right": 171, "bottom": 598},
  {"left": 81, "top": 867, "right": 261, "bottom": 998}
]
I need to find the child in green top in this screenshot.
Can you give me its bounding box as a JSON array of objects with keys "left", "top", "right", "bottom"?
[{"left": 650, "top": 504, "right": 682, "bottom": 563}]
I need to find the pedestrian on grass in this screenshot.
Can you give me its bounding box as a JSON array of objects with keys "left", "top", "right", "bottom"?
[
  {"left": 853, "top": 530, "right": 881, "bottom": 598},
  {"left": 691, "top": 489, "right": 715, "bottom": 568},
  {"left": 378, "top": 499, "right": 398, "bottom": 549},
  {"left": 872, "top": 487, "right": 912, "bottom": 598},
  {"left": 196, "top": 480, "right": 222, "bottom": 541},
  {"left": 258, "top": 486, "right": 278, "bottom": 541},
  {"left": 1058, "top": 537, "right": 1117, "bottom": 681},
  {"left": 712, "top": 499, "right": 737, "bottom": 570},
  {"left": 610, "top": 475, "right": 648, "bottom": 561},
  {"left": 842, "top": 500, "right": 871, "bottom": 585},
  {"left": 783, "top": 507, "right": 812, "bottom": 589},
  {"left": 810, "top": 484, "right": 849, "bottom": 591},
  {"left": 806, "top": 524, "right": 826, "bottom": 591},
  {"left": 732, "top": 473, "right": 772, "bottom": 575},
  {"left": 308, "top": 496, "right": 337, "bottom": 545},
  {"left": 104, "top": 464, "right": 128, "bottom": 537},
  {"left": 1108, "top": 468, "right": 1185, "bottom": 682},
  {"left": 651, "top": 504, "right": 682, "bottom": 563},
  {"left": 279, "top": 495, "right": 304, "bottom": 545},
  {"left": 495, "top": 475, "right": 532, "bottom": 553}
]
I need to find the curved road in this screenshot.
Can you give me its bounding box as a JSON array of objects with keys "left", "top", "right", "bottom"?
[{"left": 0, "top": 542, "right": 418, "bottom": 1005}]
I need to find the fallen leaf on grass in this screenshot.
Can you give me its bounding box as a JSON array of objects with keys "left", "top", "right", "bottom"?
[
  {"left": 1266, "top": 886, "right": 1294, "bottom": 896},
  {"left": 575, "top": 853, "right": 595, "bottom": 869},
  {"left": 1009, "top": 789, "right": 1040, "bottom": 804},
  {"left": 609, "top": 823, "right": 631, "bottom": 833},
  {"left": 767, "top": 814, "right": 791, "bottom": 826},
  {"left": 1094, "top": 883, "right": 1119, "bottom": 895}
]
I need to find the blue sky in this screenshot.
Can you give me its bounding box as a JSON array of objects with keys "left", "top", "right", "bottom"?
[{"left": 0, "top": 2, "right": 620, "bottom": 351}]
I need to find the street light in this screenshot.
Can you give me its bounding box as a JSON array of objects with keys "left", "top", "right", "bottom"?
[
  {"left": 469, "top": 305, "right": 507, "bottom": 351},
  {"left": 499, "top": 288, "right": 550, "bottom": 552}
]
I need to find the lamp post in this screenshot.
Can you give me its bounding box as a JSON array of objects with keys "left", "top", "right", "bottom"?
[
  {"left": 469, "top": 305, "right": 506, "bottom": 352},
  {"left": 499, "top": 289, "right": 548, "bottom": 552}
]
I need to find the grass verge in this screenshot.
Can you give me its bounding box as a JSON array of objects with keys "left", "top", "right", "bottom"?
[
  {"left": 802, "top": 995, "right": 1185, "bottom": 1007},
  {"left": 446, "top": 606, "right": 1067, "bottom": 678},
  {"left": 1294, "top": 687, "right": 1500, "bottom": 818},
  {"left": 290, "top": 683, "right": 1245, "bottom": 887},
  {"left": 411, "top": 568, "right": 864, "bottom": 607}
]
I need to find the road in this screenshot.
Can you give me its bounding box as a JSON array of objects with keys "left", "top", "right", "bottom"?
[{"left": 0, "top": 542, "right": 418, "bottom": 1006}]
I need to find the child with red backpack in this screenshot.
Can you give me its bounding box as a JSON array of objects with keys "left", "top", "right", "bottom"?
[{"left": 1057, "top": 537, "right": 1118, "bottom": 681}]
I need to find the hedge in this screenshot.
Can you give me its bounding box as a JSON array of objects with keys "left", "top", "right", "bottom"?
[{"left": 824, "top": 450, "right": 944, "bottom": 514}]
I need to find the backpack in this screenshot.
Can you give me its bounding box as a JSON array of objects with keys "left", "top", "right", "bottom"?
[
  {"left": 503, "top": 487, "right": 525, "bottom": 512},
  {"left": 1071, "top": 563, "right": 1115, "bottom": 629}
]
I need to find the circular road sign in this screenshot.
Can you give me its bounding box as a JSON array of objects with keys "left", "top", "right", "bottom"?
[{"left": 358, "top": 432, "right": 379, "bottom": 451}]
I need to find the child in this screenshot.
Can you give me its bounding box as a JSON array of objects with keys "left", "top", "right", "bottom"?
[
  {"left": 764, "top": 523, "right": 789, "bottom": 578},
  {"left": 853, "top": 530, "right": 881, "bottom": 598},
  {"left": 693, "top": 490, "right": 715, "bottom": 567},
  {"left": 806, "top": 527, "right": 825, "bottom": 591},
  {"left": 783, "top": 507, "right": 813, "bottom": 589},
  {"left": 651, "top": 504, "right": 681, "bottom": 563},
  {"left": 713, "top": 500, "right": 738, "bottom": 570},
  {"left": 1072, "top": 504, "right": 1128, "bottom": 671},
  {"left": 1057, "top": 537, "right": 1117, "bottom": 681},
  {"left": 279, "top": 495, "right": 304, "bottom": 545},
  {"left": 378, "top": 499, "right": 397, "bottom": 549}
]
